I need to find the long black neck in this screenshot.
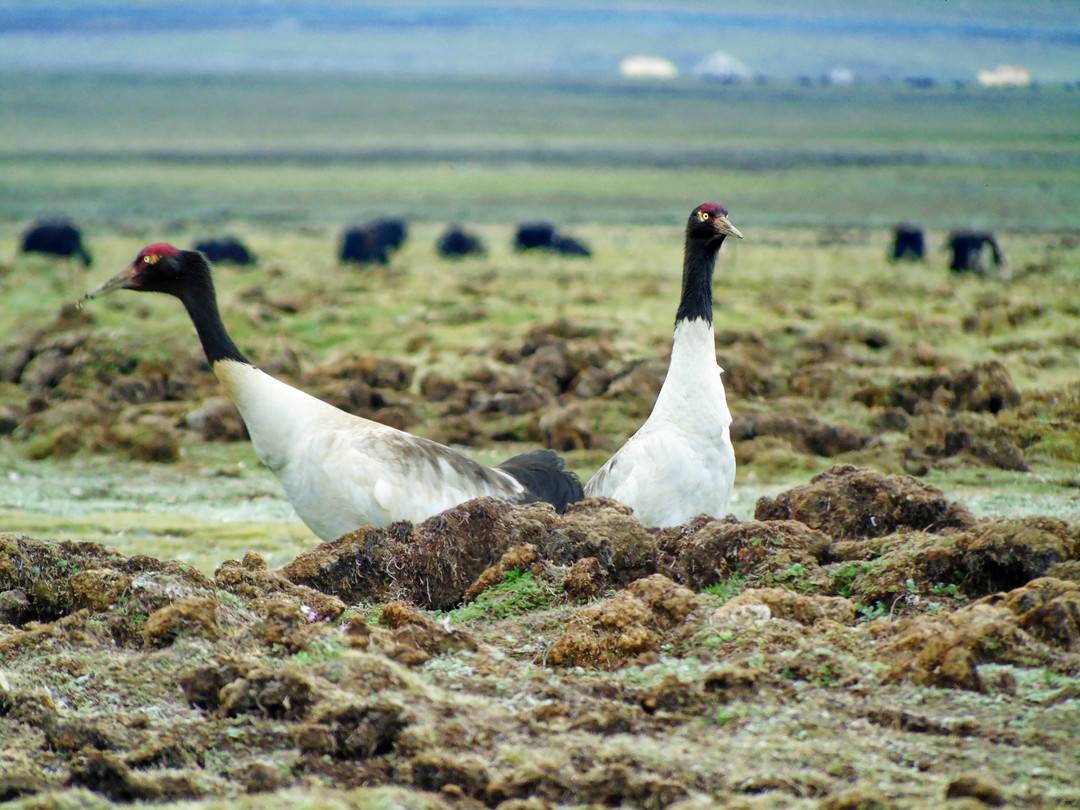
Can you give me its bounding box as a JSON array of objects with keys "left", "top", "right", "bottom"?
[
  {"left": 175, "top": 264, "right": 249, "bottom": 366},
  {"left": 674, "top": 235, "right": 723, "bottom": 326}
]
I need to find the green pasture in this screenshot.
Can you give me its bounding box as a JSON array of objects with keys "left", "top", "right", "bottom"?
[{"left": 1, "top": 73, "right": 1078, "bottom": 228}]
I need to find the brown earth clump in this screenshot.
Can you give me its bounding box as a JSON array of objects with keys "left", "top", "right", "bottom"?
[
  {"left": 755, "top": 465, "right": 975, "bottom": 539},
  {"left": 547, "top": 574, "right": 697, "bottom": 669},
  {"left": 283, "top": 498, "right": 520, "bottom": 610},
  {"left": 878, "top": 603, "right": 1049, "bottom": 691},
  {"left": 214, "top": 550, "right": 346, "bottom": 621},
  {"left": 731, "top": 413, "right": 872, "bottom": 457},
  {"left": 714, "top": 588, "right": 856, "bottom": 626},
  {"left": 376, "top": 601, "right": 479, "bottom": 664},
  {"left": 179, "top": 658, "right": 316, "bottom": 720},
  {"left": 298, "top": 700, "right": 407, "bottom": 760},
  {"left": 536, "top": 402, "right": 597, "bottom": 450},
  {"left": 0, "top": 533, "right": 213, "bottom": 626},
  {"left": 945, "top": 773, "right": 1007, "bottom": 807},
  {"left": 667, "top": 519, "right": 830, "bottom": 589},
  {"left": 563, "top": 556, "right": 608, "bottom": 600},
  {"left": 955, "top": 518, "right": 1080, "bottom": 594},
  {"left": 853, "top": 360, "right": 1021, "bottom": 415},
  {"left": 142, "top": 596, "right": 219, "bottom": 647},
  {"left": 908, "top": 413, "right": 1028, "bottom": 471},
  {"left": 532, "top": 499, "right": 658, "bottom": 585},
  {"left": 185, "top": 396, "right": 247, "bottom": 441},
  {"left": 306, "top": 354, "right": 415, "bottom": 391},
  {"left": 975, "top": 577, "right": 1080, "bottom": 650},
  {"left": 282, "top": 498, "right": 668, "bottom": 609}
]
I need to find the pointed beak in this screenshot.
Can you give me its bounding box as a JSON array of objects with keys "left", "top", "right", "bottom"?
[
  {"left": 79, "top": 264, "right": 137, "bottom": 306},
  {"left": 715, "top": 214, "right": 744, "bottom": 240}
]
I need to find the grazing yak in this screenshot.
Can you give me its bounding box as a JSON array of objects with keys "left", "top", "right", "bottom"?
[
  {"left": 437, "top": 226, "right": 486, "bottom": 258},
  {"left": 514, "top": 222, "right": 557, "bottom": 251},
  {"left": 890, "top": 223, "right": 925, "bottom": 262},
  {"left": 553, "top": 235, "right": 592, "bottom": 258},
  {"left": 948, "top": 231, "right": 1007, "bottom": 280},
  {"left": 340, "top": 218, "right": 408, "bottom": 265},
  {"left": 194, "top": 237, "right": 256, "bottom": 265},
  {"left": 514, "top": 223, "right": 592, "bottom": 257},
  {"left": 21, "top": 219, "right": 92, "bottom": 266}
]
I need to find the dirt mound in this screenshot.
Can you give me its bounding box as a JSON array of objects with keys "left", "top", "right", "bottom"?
[
  {"left": 731, "top": 413, "right": 872, "bottom": 457},
  {"left": 547, "top": 574, "right": 698, "bottom": 669},
  {"left": 714, "top": 588, "right": 855, "bottom": 626},
  {"left": 877, "top": 602, "right": 1058, "bottom": 691},
  {"left": 185, "top": 396, "right": 247, "bottom": 441},
  {"left": 666, "top": 519, "right": 830, "bottom": 590},
  {"left": 305, "top": 354, "right": 415, "bottom": 392},
  {"left": 0, "top": 533, "right": 213, "bottom": 628},
  {"left": 215, "top": 550, "right": 346, "bottom": 621},
  {"left": 956, "top": 518, "right": 1080, "bottom": 594},
  {"left": 908, "top": 413, "right": 1028, "bottom": 471},
  {"left": 853, "top": 360, "right": 1021, "bottom": 415},
  {"left": 755, "top": 465, "right": 975, "bottom": 539},
  {"left": 281, "top": 495, "right": 857, "bottom": 611},
  {"left": 283, "top": 498, "right": 520, "bottom": 610},
  {"left": 282, "top": 497, "right": 665, "bottom": 609},
  {"left": 975, "top": 577, "right": 1080, "bottom": 650}
]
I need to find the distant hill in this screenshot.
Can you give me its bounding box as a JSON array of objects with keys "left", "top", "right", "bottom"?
[{"left": 0, "top": 1, "right": 1077, "bottom": 80}]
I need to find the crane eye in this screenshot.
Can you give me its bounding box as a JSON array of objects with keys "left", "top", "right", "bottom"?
[{"left": 700, "top": 211, "right": 710, "bottom": 220}]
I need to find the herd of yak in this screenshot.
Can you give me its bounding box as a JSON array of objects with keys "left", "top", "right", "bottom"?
[
  {"left": 19, "top": 218, "right": 1004, "bottom": 278},
  {"left": 16, "top": 218, "right": 592, "bottom": 268}
]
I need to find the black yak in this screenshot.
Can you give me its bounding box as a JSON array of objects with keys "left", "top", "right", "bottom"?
[
  {"left": 371, "top": 218, "right": 407, "bottom": 251},
  {"left": 437, "top": 226, "right": 486, "bottom": 258},
  {"left": 21, "top": 219, "right": 92, "bottom": 266},
  {"left": 948, "top": 231, "right": 1007, "bottom": 280},
  {"left": 340, "top": 218, "right": 408, "bottom": 265},
  {"left": 194, "top": 237, "right": 256, "bottom": 265},
  {"left": 553, "top": 235, "right": 592, "bottom": 257},
  {"left": 514, "top": 223, "right": 557, "bottom": 251},
  {"left": 890, "top": 223, "right": 925, "bottom": 262},
  {"left": 514, "top": 223, "right": 591, "bottom": 258}
]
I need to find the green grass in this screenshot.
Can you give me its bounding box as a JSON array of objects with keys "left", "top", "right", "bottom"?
[
  {"left": 1, "top": 73, "right": 1078, "bottom": 228},
  {"left": 445, "top": 569, "right": 556, "bottom": 623},
  {"left": 703, "top": 575, "right": 746, "bottom": 603}
]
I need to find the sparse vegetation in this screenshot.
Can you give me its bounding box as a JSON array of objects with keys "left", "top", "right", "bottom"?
[{"left": 445, "top": 569, "right": 556, "bottom": 623}]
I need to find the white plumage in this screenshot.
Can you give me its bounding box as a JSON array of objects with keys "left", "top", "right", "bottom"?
[
  {"left": 585, "top": 202, "right": 741, "bottom": 527},
  {"left": 585, "top": 320, "right": 735, "bottom": 527},
  {"left": 216, "top": 360, "right": 529, "bottom": 540}
]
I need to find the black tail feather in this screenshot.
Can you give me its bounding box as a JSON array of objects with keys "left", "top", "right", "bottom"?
[{"left": 496, "top": 449, "right": 584, "bottom": 514}]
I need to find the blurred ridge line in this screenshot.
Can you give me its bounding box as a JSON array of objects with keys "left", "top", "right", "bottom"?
[
  {"left": 2, "top": 3, "right": 1078, "bottom": 45},
  {"left": 2, "top": 147, "right": 1076, "bottom": 171}
]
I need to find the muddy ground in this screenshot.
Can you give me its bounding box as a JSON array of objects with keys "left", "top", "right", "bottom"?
[{"left": 1, "top": 465, "right": 1079, "bottom": 808}]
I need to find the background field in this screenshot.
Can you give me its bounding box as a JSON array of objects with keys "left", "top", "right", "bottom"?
[{"left": 3, "top": 74, "right": 1079, "bottom": 228}]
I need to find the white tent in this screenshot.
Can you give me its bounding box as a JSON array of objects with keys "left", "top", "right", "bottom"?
[
  {"left": 693, "top": 51, "right": 751, "bottom": 82},
  {"left": 977, "top": 65, "right": 1032, "bottom": 87},
  {"left": 619, "top": 55, "right": 678, "bottom": 80},
  {"left": 827, "top": 66, "right": 855, "bottom": 86}
]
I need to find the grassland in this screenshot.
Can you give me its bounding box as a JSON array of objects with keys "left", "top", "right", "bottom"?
[{"left": 1, "top": 73, "right": 1078, "bottom": 228}]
